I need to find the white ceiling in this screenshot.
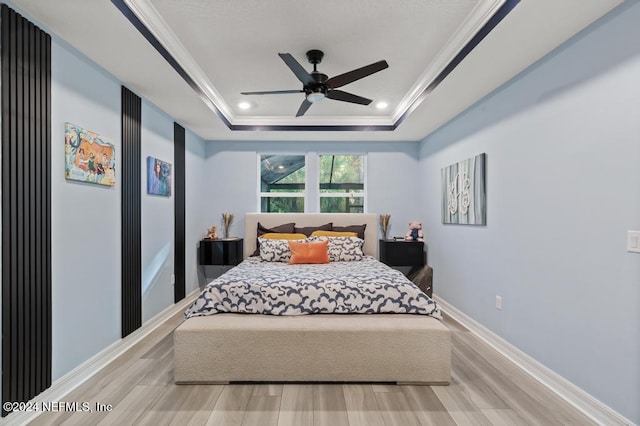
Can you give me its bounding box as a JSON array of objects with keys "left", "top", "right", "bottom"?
[{"left": 12, "top": 0, "right": 623, "bottom": 141}]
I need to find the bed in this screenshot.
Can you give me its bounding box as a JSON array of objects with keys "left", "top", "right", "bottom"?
[{"left": 174, "top": 213, "right": 451, "bottom": 384}]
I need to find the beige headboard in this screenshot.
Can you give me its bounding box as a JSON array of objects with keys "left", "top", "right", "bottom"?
[{"left": 245, "top": 213, "right": 379, "bottom": 259}]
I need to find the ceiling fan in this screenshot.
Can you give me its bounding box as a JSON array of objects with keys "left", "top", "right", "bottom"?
[{"left": 241, "top": 50, "right": 389, "bottom": 117}]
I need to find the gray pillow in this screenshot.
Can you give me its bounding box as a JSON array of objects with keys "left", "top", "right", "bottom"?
[
  {"left": 294, "top": 223, "right": 332, "bottom": 237},
  {"left": 332, "top": 224, "right": 366, "bottom": 240}
]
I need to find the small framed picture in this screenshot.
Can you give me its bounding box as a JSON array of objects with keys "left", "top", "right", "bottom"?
[{"left": 147, "top": 156, "right": 172, "bottom": 197}]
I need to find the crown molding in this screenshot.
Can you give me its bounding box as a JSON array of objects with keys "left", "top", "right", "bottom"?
[{"left": 114, "top": 0, "right": 517, "bottom": 131}]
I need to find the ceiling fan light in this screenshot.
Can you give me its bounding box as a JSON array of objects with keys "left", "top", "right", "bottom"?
[{"left": 306, "top": 92, "right": 325, "bottom": 103}]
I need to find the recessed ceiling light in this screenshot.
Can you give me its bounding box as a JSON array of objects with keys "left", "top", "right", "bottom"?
[
  {"left": 277, "top": 165, "right": 284, "bottom": 170},
  {"left": 238, "top": 101, "right": 251, "bottom": 110},
  {"left": 376, "top": 102, "right": 388, "bottom": 109}
]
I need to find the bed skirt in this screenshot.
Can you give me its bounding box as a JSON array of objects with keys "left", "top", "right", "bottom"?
[{"left": 174, "top": 313, "right": 451, "bottom": 385}]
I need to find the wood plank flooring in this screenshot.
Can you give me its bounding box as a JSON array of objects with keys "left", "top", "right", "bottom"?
[{"left": 28, "top": 312, "right": 595, "bottom": 425}]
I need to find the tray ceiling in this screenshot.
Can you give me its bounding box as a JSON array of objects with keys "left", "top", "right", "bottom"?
[{"left": 11, "top": 0, "right": 623, "bottom": 141}]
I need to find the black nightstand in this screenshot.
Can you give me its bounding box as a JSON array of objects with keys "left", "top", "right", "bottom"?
[
  {"left": 379, "top": 239, "right": 433, "bottom": 298},
  {"left": 199, "top": 238, "right": 243, "bottom": 266},
  {"left": 379, "top": 239, "right": 425, "bottom": 266}
]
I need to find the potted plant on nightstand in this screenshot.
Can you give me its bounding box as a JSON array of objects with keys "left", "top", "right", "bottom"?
[
  {"left": 380, "top": 213, "right": 391, "bottom": 240},
  {"left": 221, "top": 212, "right": 234, "bottom": 239}
]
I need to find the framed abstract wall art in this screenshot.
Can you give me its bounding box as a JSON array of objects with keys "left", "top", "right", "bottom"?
[
  {"left": 146, "top": 156, "right": 172, "bottom": 197},
  {"left": 441, "top": 153, "right": 486, "bottom": 225},
  {"left": 65, "top": 122, "right": 116, "bottom": 186}
]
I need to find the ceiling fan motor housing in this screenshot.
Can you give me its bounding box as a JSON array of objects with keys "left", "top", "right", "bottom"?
[
  {"left": 306, "top": 49, "right": 324, "bottom": 65},
  {"left": 306, "top": 67, "right": 328, "bottom": 102}
]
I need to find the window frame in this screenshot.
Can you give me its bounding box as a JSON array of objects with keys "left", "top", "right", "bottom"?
[
  {"left": 257, "top": 153, "right": 308, "bottom": 213},
  {"left": 317, "top": 153, "right": 368, "bottom": 214}
]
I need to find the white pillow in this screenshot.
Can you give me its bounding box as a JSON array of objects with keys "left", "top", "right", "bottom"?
[
  {"left": 307, "top": 236, "right": 364, "bottom": 262},
  {"left": 258, "top": 237, "right": 305, "bottom": 262}
]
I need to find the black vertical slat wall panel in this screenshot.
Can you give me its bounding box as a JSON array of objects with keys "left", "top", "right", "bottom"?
[
  {"left": 1, "top": 4, "right": 52, "bottom": 414},
  {"left": 121, "top": 86, "right": 142, "bottom": 337},
  {"left": 174, "top": 123, "right": 185, "bottom": 303},
  {"left": 44, "top": 15, "right": 52, "bottom": 395}
]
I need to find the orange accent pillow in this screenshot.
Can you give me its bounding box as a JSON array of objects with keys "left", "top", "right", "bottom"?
[
  {"left": 310, "top": 230, "right": 358, "bottom": 237},
  {"left": 288, "top": 240, "right": 330, "bottom": 264},
  {"left": 260, "top": 233, "right": 308, "bottom": 240}
]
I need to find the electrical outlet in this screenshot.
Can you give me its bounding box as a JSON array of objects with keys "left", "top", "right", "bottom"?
[
  {"left": 171, "top": 274, "right": 175, "bottom": 285},
  {"left": 496, "top": 296, "right": 502, "bottom": 310},
  {"left": 627, "top": 231, "right": 640, "bottom": 253}
]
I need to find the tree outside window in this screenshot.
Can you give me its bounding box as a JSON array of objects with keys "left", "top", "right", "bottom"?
[{"left": 319, "top": 154, "right": 365, "bottom": 213}]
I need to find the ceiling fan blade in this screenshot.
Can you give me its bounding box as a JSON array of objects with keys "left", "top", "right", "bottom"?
[
  {"left": 325, "top": 60, "right": 389, "bottom": 89},
  {"left": 241, "top": 90, "right": 303, "bottom": 95},
  {"left": 296, "top": 99, "right": 313, "bottom": 117},
  {"left": 278, "top": 53, "right": 314, "bottom": 86},
  {"left": 326, "top": 89, "right": 372, "bottom": 105}
]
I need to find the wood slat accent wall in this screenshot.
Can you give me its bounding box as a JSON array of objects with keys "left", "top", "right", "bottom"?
[
  {"left": 121, "top": 86, "right": 142, "bottom": 337},
  {"left": 1, "top": 4, "right": 52, "bottom": 414},
  {"left": 174, "top": 123, "right": 185, "bottom": 302}
]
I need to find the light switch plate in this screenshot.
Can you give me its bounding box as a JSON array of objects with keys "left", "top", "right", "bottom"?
[{"left": 627, "top": 231, "right": 640, "bottom": 253}]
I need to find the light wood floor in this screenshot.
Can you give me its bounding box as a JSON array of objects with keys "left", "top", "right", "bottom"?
[{"left": 29, "top": 312, "right": 594, "bottom": 426}]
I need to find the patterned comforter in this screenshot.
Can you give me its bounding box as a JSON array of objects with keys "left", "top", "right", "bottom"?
[{"left": 185, "top": 256, "right": 441, "bottom": 319}]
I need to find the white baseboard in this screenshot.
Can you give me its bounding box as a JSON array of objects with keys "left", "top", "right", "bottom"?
[
  {"left": 435, "top": 295, "right": 634, "bottom": 426},
  {"left": 2, "top": 290, "right": 199, "bottom": 426}
]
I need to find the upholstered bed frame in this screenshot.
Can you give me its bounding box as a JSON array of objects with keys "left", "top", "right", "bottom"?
[
  {"left": 174, "top": 213, "right": 451, "bottom": 385},
  {"left": 243, "top": 213, "right": 380, "bottom": 259}
]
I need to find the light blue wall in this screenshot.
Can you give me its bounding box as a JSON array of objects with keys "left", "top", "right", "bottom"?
[
  {"left": 51, "top": 37, "right": 122, "bottom": 380},
  {"left": 141, "top": 100, "right": 175, "bottom": 322},
  {"left": 185, "top": 129, "right": 209, "bottom": 291},
  {"left": 140, "top": 104, "right": 209, "bottom": 317},
  {"left": 418, "top": 3, "right": 640, "bottom": 422},
  {"left": 203, "top": 141, "right": 421, "bottom": 242}
]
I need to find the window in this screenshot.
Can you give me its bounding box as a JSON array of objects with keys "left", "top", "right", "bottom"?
[
  {"left": 259, "top": 154, "right": 305, "bottom": 213},
  {"left": 319, "top": 154, "right": 365, "bottom": 213}
]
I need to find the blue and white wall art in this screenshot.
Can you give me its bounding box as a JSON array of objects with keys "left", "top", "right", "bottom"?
[{"left": 441, "top": 153, "right": 486, "bottom": 225}]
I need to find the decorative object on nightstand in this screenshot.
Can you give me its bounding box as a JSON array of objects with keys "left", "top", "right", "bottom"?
[
  {"left": 405, "top": 221, "right": 424, "bottom": 241},
  {"left": 221, "top": 212, "right": 235, "bottom": 238},
  {"left": 199, "top": 238, "right": 243, "bottom": 266},
  {"left": 206, "top": 225, "right": 218, "bottom": 239},
  {"left": 379, "top": 239, "right": 433, "bottom": 298},
  {"left": 379, "top": 213, "right": 391, "bottom": 240}
]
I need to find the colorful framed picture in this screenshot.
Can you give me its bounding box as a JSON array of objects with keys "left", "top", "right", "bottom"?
[
  {"left": 147, "top": 156, "right": 172, "bottom": 197},
  {"left": 64, "top": 122, "right": 116, "bottom": 186},
  {"left": 441, "top": 153, "right": 486, "bottom": 225}
]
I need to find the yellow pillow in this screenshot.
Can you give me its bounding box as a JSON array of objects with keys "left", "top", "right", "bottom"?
[
  {"left": 288, "top": 240, "right": 330, "bottom": 264},
  {"left": 261, "top": 233, "right": 308, "bottom": 240},
  {"left": 310, "top": 230, "right": 358, "bottom": 237}
]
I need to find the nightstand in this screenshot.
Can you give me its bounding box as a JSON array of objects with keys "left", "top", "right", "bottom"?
[
  {"left": 379, "top": 239, "right": 425, "bottom": 266},
  {"left": 379, "top": 239, "right": 433, "bottom": 298},
  {"left": 199, "top": 238, "right": 243, "bottom": 266}
]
